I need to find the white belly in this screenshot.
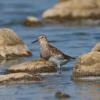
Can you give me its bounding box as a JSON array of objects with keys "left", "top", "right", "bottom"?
[{"left": 49, "top": 56, "right": 67, "bottom": 66}]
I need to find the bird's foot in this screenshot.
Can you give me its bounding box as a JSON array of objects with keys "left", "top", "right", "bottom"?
[
  {"left": 57, "top": 68, "right": 62, "bottom": 74},
  {"left": 58, "top": 70, "right": 62, "bottom": 74}
]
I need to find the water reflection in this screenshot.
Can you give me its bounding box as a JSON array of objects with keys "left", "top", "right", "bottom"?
[{"left": 73, "top": 81, "right": 100, "bottom": 100}]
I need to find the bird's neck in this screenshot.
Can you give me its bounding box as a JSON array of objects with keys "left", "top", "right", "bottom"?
[
  {"left": 40, "top": 41, "right": 50, "bottom": 60},
  {"left": 40, "top": 41, "right": 49, "bottom": 49}
]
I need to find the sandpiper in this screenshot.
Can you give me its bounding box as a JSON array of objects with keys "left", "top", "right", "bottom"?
[{"left": 32, "top": 34, "right": 75, "bottom": 73}]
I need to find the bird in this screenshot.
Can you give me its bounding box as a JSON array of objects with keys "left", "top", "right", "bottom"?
[{"left": 32, "top": 34, "right": 75, "bottom": 73}]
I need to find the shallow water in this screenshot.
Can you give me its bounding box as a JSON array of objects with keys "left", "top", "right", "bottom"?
[{"left": 0, "top": 0, "right": 100, "bottom": 100}]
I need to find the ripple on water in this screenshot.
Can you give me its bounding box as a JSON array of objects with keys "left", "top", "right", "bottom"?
[{"left": 0, "top": 0, "right": 100, "bottom": 100}]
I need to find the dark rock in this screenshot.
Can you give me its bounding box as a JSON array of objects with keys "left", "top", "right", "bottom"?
[
  {"left": 23, "top": 16, "right": 42, "bottom": 27},
  {"left": 55, "top": 91, "right": 70, "bottom": 99}
]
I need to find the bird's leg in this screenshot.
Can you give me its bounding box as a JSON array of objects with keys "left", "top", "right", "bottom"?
[{"left": 57, "top": 64, "right": 62, "bottom": 74}]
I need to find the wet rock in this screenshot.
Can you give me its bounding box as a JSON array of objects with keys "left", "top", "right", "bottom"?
[
  {"left": 72, "top": 51, "right": 100, "bottom": 80},
  {"left": 8, "top": 58, "right": 57, "bottom": 73},
  {"left": 43, "top": 0, "right": 100, "bottom": 22},
  {"left": 0, "top": 72, "right": 42, "bottom": 84},
  {"left": 0, "top": 28, "right": 32, "bottom": 59},
  {"left": 55, "top": 91, "right": 70, "bottom": 99},
  {"left": 23, "top": 16, "right": 42, "bottom": 27}
]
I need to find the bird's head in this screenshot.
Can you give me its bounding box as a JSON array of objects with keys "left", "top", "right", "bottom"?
[{"left": 32, "top": 34, "right": 48, "bottom": 45}]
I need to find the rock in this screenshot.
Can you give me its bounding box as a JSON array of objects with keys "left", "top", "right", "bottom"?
[
  {"left": 0, "top": 72, "right": 42, "bottom": 84},
  {"left": 43, "top": 0, "right": 100, "bottom": 21},
  {"left": 8, "top": 58, "right": 57, "bottom": 73},
  {"left": 72, "top": 51, "right": 100, "bottom": 80},
  {"left": 59, "top": 0, "right": 67, "bottom": 2},
  {"left": 23, "top": 16, "right": 42, "bottom": 27},
  {"left": 55, "top": 91, "right": 70, "bottom": 99},
  {"left": 0, "top": 28, "right": 32, "bottom": 59},
  {"left": 91, "top": 42, "right": 100, "bottom": 52}
]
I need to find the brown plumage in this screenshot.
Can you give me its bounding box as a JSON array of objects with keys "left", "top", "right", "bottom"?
[
  {"left": 32, "top": 34, "right": 75, "bottom": 73},
  {"left": 47, "top": 43, "right": 75, "bottom": 60},
  {"left": 33, "top": 34, "right": 75, "bottom": 60}
]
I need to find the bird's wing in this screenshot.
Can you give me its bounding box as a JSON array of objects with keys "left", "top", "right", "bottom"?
[{"left": 48, "top": 44, "right": 74, "bottom": 59}]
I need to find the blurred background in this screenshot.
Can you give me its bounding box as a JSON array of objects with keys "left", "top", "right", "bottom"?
[
  {"left": 0, "top": 0, "right": 100, "bottom": 100},
  {"left": 0, "top": 0, "right": 57, "bottom": 25}
]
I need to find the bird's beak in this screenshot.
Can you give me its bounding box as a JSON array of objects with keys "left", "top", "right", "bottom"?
[{"left": 32, "top": 39, "right": 38, "bottom": 44}]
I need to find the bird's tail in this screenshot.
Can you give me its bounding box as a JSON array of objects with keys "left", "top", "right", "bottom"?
[
  {"left": 70, "top": 56, "right": 76, "bottom": 59},
  {"left": 64, "top": 54, "right": 76, "bottom": 60}
]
